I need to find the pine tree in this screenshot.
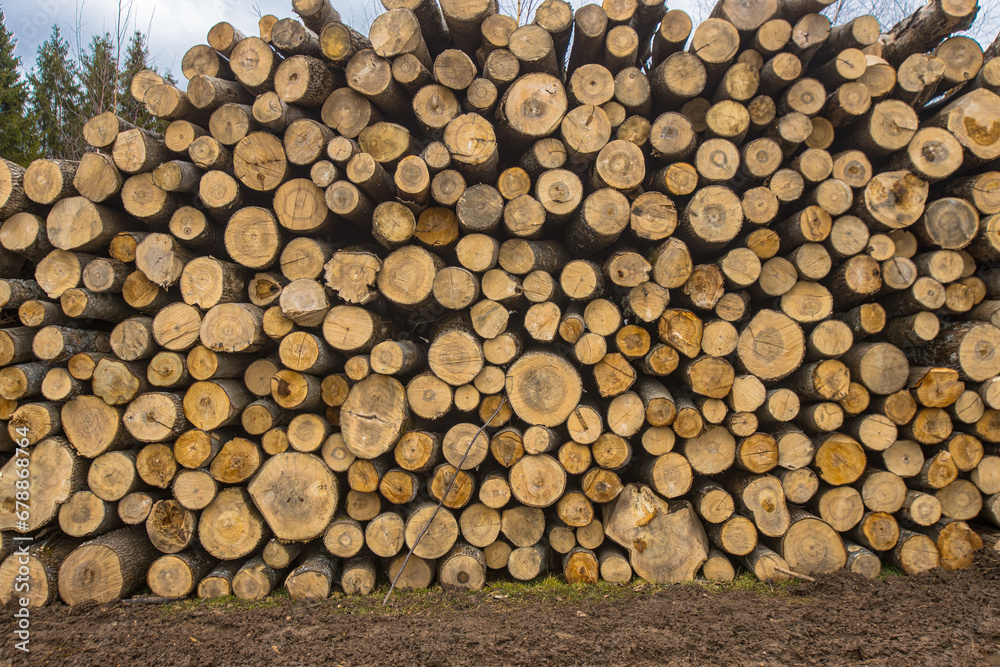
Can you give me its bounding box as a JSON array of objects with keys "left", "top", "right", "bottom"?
[
  {"left": 117, "top": 30, "right": 162, "bottom": 132},
  {"left": 77, "top": 29, "right": 169, "bottom": 139},
  {"left": 78, "top": 31, "right": 118, "bottom": 125},
  {"left": 0, "top": 8, "right": 39, "bottom": 165},
  {"left": 29, "top": 25, "right": 82, "bottom": 159}
]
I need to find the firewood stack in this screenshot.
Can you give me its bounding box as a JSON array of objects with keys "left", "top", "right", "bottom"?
[{"left": 1, "top": 0, "right": 1000, "bottom": 605}]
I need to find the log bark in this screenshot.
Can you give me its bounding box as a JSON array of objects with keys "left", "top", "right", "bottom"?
[
  {"left": 147, "top": 550, "right": 215, "bottom": 599},
  {"left": 57, "top": 527, "right": 159, "bottom": 604},
  {"left": 0, "top": 534, "right": 83, "bottom": 607}
]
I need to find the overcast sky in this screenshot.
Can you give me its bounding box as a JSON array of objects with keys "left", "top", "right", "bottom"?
[
  {"left": 4, "top": 0, "right": 379, "bottom": 74},
  {"left": 5, "top": 0, "right": 705, "bottom": 75}
]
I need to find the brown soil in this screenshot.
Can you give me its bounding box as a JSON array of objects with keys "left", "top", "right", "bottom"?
[{"left": 5, "top": 550, "right": 1000, "bottom": 667}]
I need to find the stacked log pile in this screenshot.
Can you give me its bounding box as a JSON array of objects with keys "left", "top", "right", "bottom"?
[{"left": 1, "top": 0, "right": 1000, "bottom": 605}]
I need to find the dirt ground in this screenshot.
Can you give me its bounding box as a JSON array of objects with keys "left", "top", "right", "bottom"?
[{"left": 4, "top": 549, "right": 999, "bottom": 667}]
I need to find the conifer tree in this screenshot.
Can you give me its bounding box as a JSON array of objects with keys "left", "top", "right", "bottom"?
[
  {"left": 0, "top": 8, "right": 38, "bottom": 165},
  {"left": 118, "top": 30, "right": 164, "bottom": 131},
  {"left": 29, "top": 25, "right": 82, "bottom": 159},
  {"left": 76, "top": 28, "right": 169, "bottom": 141},
  {"left": 78, "top": 31, "right": 118, "bottom": 126}
]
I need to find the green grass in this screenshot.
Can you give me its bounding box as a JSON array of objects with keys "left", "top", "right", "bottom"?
[
  {"left": 155, "top": 570, "right": 813, "bottom": 617},
  {"left": 162, "top": 587, "right": 290, "bottom": 614},
  {"left": 321, "top": 575, "right": 666, "bottom": 617},
  {"left": 482, "top": 574, "right": 640, "bottom": 602},
  {"left": 690, "top": 571, "right": 806, "bottom": 598},
  {"left": 699, "top": 572, "right": 786, "bottom": 594},
  {"left": 879, "top": 564, "right": 905, "bottom": 579},
  {"left": 162, "top": 595, "right": 240, "bottom": 613}
]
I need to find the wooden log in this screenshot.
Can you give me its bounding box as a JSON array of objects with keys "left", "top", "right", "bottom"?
[
  {"left": 764, "top": 507, "right": 845, "bottom": 576},
  {"left": 509, "top": 454, "right": 566, "bottom": 508},
  {"left": 124, "top": 392, "right": 187, "bottom": 444},
  {"left": 83, "top": 112, "right": 136, "bottom": 150},
  {"left": 194, "top": 559, "right": 240, "bottom": 599},
  {"left": 502, "top": 348, "right": 585, "bottom": 427},
  {"left": 928, "top": 518, "right": 982, "bottom": 571},
  {"left": 22, "top": 158, "right": 78, "bottom": 205},
  {"left": 146, "top": 348, "right": 193, "bottom": 389},
  {"left": 282, "top": 549, "right": 337, "bottom": 600},
  {"left": 133, "top": 442, "right": 177, "bottom": 490},
  {"left": 435, "top": 542, "right": 485, "bottom": 590},
  {"left": 231, "top": 556, "right": 282, "bottom": 601},
  {"left": 886, "top": 528, "right": 939, "bottom": 576},
  {"left": 147, "top": 550, "right": 215, "bottom": 599},
  {"left": 143, "top": 499, "right": 198, "bottom": 554},
  {"left": 910, "top": 322, "right": 1000, "bottom": 382},
  {"left": 879, "top": 0, "right": 979, "bottom": 66},
  {"left": 116, "top": 490, "right": 164, "bottom": 526},
  {"left": 0, "top": 437, "right": 83, "bottom": 534},
  {"left": 57, "top": 527, "right": 159, "bottom": 604},
  {"left": 404, "top": 501, "right": 458, "bottom": 560},
  {"left": 172, "top": 468, "right": 218, "bottom": 511},
  {"left": 0, "top": 533, "right": 83, "bottom": 607},
  {"left": 230, "top": 37, "right": 282, "bottom": 94},
  {"left": 735, "top": 309, "right": 804, "bottom": 382},
  {"left": 339, "top": 373, "right": 408, "bottom": 459},
  {"left": 848, "top": 511, "right": 900, "bottom": 553},
  {"left": 198, "top": 487, "right": 270, "bottom": 560},
  {"left": 725, "top": 470, "right": 790, "bottom": 538},
  {"left": 164, "top": 120, "right": 207, "bottom": 155},
  {"left": 130, "top": 69, "right": 164, "bottom": 103},
  {"left": 604, "top": 484, "right": 708, "bottom": 583},
  {"left": 500, "top": 505, "right": 545, "bottom": 548},
  {"left": 70, "top": 153, "right": 123, "bottom": 205}
]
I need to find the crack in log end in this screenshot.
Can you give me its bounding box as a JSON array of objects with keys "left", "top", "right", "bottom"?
[{"left": 354, "top": 412, "right": 386, "bottom": 424}]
